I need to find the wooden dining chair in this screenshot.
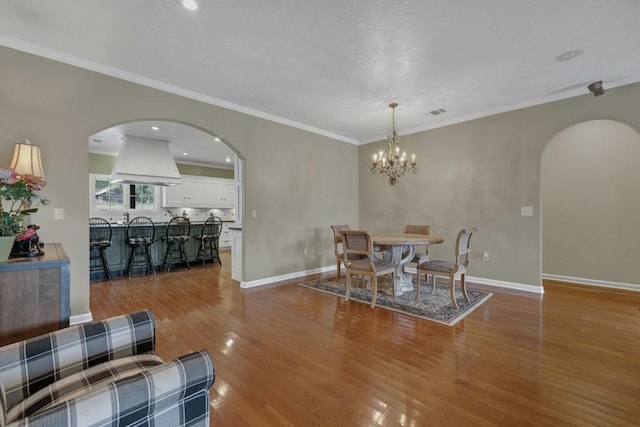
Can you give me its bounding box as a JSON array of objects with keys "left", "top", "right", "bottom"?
[
  {"left": 330, "top": 225, "right": 365, "bottom": 280},
  {"left": 403, "top": 224, "right": 431, "bottom": 268},
  {"left": 341, "top": 230, "right": 396, "bottom": 308},
  {"left": 416, "top": 228, "right": 477, "bottom": 309}
]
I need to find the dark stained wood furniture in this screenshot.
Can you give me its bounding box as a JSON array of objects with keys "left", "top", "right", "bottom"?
[{"left": 0, "top": 243, "right": 70, "bottom": 346}]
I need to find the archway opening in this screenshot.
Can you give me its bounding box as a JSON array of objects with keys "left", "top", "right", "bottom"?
[
  {"left": 541, "top": 119, "right": 640, "bottom": 290},
  {"left": 87, "top": 119, "right": 243, "bottom": 280}
]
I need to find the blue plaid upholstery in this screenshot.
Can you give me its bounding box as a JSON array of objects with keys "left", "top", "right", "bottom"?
[
  {"left": 6, "top": 354, "right": 164, "bottom": 422},
  {"left": 0, "top": 310, "right": 215, "bottom": 427}
]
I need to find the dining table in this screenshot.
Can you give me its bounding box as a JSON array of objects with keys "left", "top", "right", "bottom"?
[{"left": 370, "top": 233, "right": 445, "bottom": 296}]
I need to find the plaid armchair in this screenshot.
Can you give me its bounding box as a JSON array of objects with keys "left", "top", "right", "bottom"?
[{"left": 0, "top": 310, "right": 215, "bottom": 427}]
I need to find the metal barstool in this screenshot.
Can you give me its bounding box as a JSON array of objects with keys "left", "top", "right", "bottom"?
[
  {"left": 195, "top": 216, "right": 222, "bottom": 267},
  {"left": 161, "top": 216, "right": 191, "bottom": 272},
  {"left": 125, "top": 216, "right": 156, "bottom": 278},
  {"left": 89, "top": 217, "right": 113, "bottom": 281}
]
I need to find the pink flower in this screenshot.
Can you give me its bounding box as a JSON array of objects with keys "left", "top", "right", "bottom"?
[
  {"left": 21, "top": 174, "right": 46, "bottom": 191},
  {"left": 0, "top": 168, "right": 18, "bottom": 185}
]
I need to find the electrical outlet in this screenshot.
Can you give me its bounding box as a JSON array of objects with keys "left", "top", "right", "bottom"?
[{"left": 483, "top": 251, "right": 490, "bottom": 261}]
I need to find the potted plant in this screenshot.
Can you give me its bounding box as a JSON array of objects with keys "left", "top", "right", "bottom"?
[{"left": 0, "top": 167, "right": 48, "bottom": 261}]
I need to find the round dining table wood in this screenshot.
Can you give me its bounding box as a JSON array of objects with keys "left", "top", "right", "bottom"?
[{"left": 370, "top": 233, "right": 445, "bottom": 295}]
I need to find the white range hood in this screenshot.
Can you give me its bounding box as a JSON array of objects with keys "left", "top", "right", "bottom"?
[{"left": 109, "top": 135, "right": 182, "bottom": 186}]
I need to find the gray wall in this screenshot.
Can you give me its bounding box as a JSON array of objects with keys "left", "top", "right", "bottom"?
[
  {"left": 542, "top": 120, "right": 640, "bottom": 285},
  {"left": 0, "top": 46, "right": 359, "bottom": 317},
  {"left": 359, "top": 83, "right": 640, "bottom": 289},
  {"left": 3, "top": 43, "right": 640, "bottom": 318}
]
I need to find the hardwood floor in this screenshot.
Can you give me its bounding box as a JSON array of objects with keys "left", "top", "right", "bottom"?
[{"left": 90, "top": 254, "right": 640, "bottom": 426}]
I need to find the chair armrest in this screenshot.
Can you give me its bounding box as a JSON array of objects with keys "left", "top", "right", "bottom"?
[
  {"left": 6, "top": 350, "right": 215, "bottom": 427},
  {"left": 0, "top": 310, "right": 155, "bottom": 411}
]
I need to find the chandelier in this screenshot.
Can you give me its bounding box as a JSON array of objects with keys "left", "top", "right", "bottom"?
[{"left": 370, "top": 103, "right": 417, "bottom": 185}]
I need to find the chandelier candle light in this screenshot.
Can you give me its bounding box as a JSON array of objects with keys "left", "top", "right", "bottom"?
[{"left": 370, "top": 103, "right": 417, "bottom": 185}]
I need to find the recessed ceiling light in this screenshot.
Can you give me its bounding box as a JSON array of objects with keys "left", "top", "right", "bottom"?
[
  {"left": 182, "top": 0, "right": 198, "bottom": 10},
  {"left": 151, "top": 126, "right": 160, "bottom": 130},
  {"left": 555, "top": 49, "right": 583, "bottom": 62},
  {"left": 182, "top": 152, "right": 189, "bottom": 156},
  {"left": 214, "top": 137, "right": 220, "bottom": 142},
  {"left": 225, "top": 157, "right": 231, "bottom": 162}
]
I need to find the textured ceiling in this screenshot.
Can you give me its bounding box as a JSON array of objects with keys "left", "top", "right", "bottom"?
[{"left": 1, "top": 0, "right": 639, "bottom": 146}]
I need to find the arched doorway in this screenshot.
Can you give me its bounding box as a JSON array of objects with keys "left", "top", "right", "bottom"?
[
  {"left": 88, "top": 119, "right": 243, "bottom": 279},
  {"left": 541, "top": 119, "right": 640, "bottom": 290}
]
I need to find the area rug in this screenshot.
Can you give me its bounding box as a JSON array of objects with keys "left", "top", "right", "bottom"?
[{"left": 299, "top": 277, "right": 492, "bottom": 326}]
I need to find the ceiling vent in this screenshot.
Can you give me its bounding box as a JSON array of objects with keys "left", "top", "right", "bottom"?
[
  {"left": 110, "top": 135, "right": 182, "bottom": 186},
  {"left": 430, "top": 108, "right": 447, "bottom": 116}
]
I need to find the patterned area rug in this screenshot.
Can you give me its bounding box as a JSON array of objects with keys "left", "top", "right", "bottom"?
[{"left": 299, "top": 277, "right": 492, "bottom": 326}]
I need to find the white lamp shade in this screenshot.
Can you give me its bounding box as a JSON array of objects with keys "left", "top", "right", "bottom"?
[{"left": 10, "top": 139, "right": 45, "bottom": 179}]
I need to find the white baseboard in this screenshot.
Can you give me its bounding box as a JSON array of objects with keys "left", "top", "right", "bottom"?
[
  {"left": 542, "top": 274, "right": 640, "bottom": 292},
  {"left": 240, "top": 265, "right": 335, "bottom": 289},
  {"left": 70, "top": 312, "right": 93, "bottom": 325},
  {"left": 241, "top": 265, "right": 545, "bottom": 294},
  {"left": 466, "top": 276, "right": 544, "bottom": 294}
]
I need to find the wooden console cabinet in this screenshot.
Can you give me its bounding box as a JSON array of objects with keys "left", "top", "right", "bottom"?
[{"left": 0, "top": 243, "right": 70, "bottom": 346}]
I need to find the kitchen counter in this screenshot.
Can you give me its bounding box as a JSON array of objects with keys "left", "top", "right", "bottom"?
[
  {"left": 108, "top": 218, "right": 235, "bottom": 228},
  {"left": 90, "top": 220, "right": 232, "bottom": 280}
]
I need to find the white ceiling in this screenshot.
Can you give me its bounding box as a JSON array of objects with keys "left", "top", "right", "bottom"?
[
  {"left": 1, "top": 0, "right": 640, "bottom": 150},
  {"left": 89, "top": 121, "right": 235, "bottom": 169}
]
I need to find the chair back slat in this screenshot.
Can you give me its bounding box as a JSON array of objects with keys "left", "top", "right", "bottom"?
[
  {"left": 127, "top": 217, "right": 155, "bottom": 241},
  {"left": 455, "top": 228, "right": 477, "bottom": 267},
  {"left": 330, "top": 225, "right": 350, "bottom": 244},
  {"left": 201, "top": 216, "right": 222, "bottom": 239},
  {"left": 341, "top": 230, "right": 372, "bottom": 257},
  {"left": 166, "top": 216, "right": 191, "bottom": 238},
  {"left": 404, "top": 225, "right": 431, "bottom": 235},
  {"left": 89, "top": 217, "right": 112, "bottom": 242}
]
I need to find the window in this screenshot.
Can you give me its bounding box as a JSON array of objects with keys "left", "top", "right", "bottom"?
[{"left": 90, "top": 174, "right": 159, "bottom": 214}]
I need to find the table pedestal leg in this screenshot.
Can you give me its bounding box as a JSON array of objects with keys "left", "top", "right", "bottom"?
[{"left": 379, "top": 245, "right": 415, "bottom": 296}]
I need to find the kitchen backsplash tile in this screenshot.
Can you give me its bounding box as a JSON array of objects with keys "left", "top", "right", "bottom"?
[{"left": 104, "top": 208, "right": 235, "bottom": 225}]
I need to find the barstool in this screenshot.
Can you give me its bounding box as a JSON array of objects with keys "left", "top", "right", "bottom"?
[
  {"left": 126, "top": 216, "right": 156, "bottom": 278},
  {"left": 89, "top": 217, "right": 113, "bottom": 281},
  {"left": 195, "top": 216, "right": 222, "bottom": 267},
  {"left": 161, "top": 216, "right": 191, "bottom": 272}
]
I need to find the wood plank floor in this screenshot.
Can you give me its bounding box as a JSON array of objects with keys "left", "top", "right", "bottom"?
[{"left": 90, "top": 253, "right": 640, "bottom": 426}]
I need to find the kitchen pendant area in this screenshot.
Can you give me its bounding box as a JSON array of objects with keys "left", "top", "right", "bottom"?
[{"left": 88, "top": 120, "right": 242, "bottom": 281}]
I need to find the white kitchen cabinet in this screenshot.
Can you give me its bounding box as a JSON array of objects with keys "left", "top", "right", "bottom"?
[
  {"left": 205, "top": 181, "right": 235, "bottom": 208},
  {"left": 163, "top": 176, "right": 235, "bottom": 208},
  {"left": 162, "top": 183, "right": 186, "bottom": 207},
  {"left": 218, "top": 222, "right": 232, "bottom": 248}
]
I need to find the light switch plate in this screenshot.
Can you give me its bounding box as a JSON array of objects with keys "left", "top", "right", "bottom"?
[
  {"left": 54, "top": 208, "right": 64, "bottom": 220},
  {"left": 520, "top": 206, "right": 533, "bottom": 216}
]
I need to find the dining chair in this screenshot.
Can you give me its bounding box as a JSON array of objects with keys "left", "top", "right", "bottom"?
[
  {"left": 416, "top": 227, "right": 477, "bottom": 309},
  {"left": 403, "top": 224, "right": 431, "bottom": 269},
  {"left": 330, "top": 225, "right": 364, "bottom": 280},
  {"left": 341, "top": 230, "right": 396, "bottom": 308}
]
